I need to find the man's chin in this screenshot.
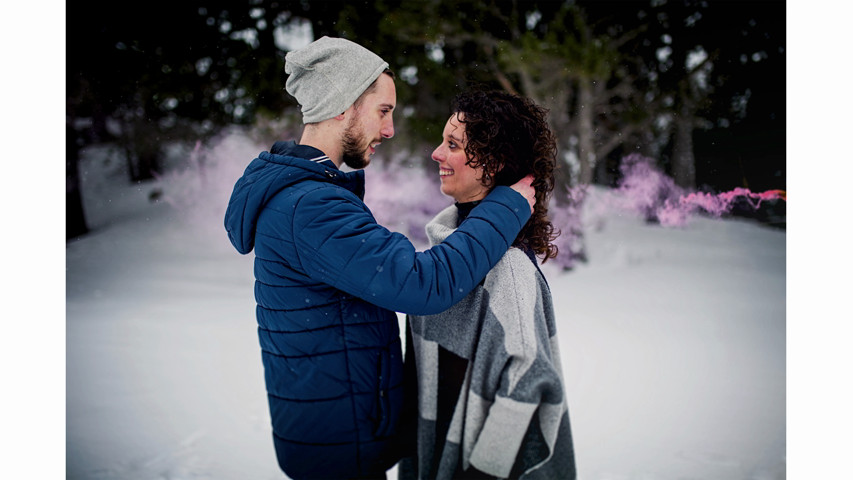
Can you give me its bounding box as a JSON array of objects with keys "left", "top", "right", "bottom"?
[{"left": 342, "top": 156, "right": 370, "bottom": 170}]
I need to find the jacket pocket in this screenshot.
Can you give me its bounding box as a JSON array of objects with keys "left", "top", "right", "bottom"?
[{"left": 374, "top": 348, "right": 392, "bottom": 437}]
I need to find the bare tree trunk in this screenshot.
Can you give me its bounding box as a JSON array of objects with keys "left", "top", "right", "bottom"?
[
  {"left": 577, "top": 77, "right": 595, "bottom": 185},
  {"left": 66, "top": 124, "right": 89, "bottom": 240},
  {"left": 672, "top": 99, "right": 696, "bottom": 189},
  {"left": 123, "top": 118, "right": 162, "bottom": 182},
  {"left": 544, "top": 88, "right": 573, "bottom": 204}
]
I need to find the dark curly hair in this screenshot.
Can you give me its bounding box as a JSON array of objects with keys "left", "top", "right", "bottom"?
[{"left": 451, "top": 89, "right": 560, "bottom": 261}]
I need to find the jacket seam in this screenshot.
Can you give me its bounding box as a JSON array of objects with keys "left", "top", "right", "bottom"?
[
  {"left": 466, "top": 213, "right": 509, "bottom": 248},
  {"left": 259, "top": 321, "right": 387, "bottom": 333},
  {"left": 265, "top": 381, "right": 403, "bottom": 404},
  {"left": 272, "top": 430, "right": 390, "bottom": 446},
  {"left": 261, "top": 344, "right": 385, "bottom": 360},
  {"left": 256, "top": 300, "right": 339, "bottom": 312}
]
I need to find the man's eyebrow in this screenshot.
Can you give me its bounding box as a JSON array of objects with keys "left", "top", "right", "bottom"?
[{"left": 380, "top": 103, "right": 395, "bottom": 111}]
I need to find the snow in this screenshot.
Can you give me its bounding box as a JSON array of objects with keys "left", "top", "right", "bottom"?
[
  {"left": 3, "top": 6, "right": 850, "bottom": 478},
  {"left": 55, "top": 135, "right": 794, "bottom": 480}
]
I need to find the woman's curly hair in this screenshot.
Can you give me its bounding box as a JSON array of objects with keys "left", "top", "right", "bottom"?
[{"left": 451, "top": 89, "right": 560, "bottom": 261}]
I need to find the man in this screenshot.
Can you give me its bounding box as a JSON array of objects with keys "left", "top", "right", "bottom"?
[{"left": 224, "top": 36, "right": 535, "bottom": 479}]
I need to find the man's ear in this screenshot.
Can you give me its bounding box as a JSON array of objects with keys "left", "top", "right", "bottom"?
[{"left": 336, "top": 104, "right": 356, "bottom": 121}]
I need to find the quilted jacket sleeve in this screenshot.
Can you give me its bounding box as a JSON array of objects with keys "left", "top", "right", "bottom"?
[{"left": 290, "top": 185, "right": 530, "bottom": 315}]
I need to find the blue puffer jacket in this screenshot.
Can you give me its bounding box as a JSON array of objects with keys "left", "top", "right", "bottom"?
[{"left": 224, "top": 141, "right": 530, "bottom": 479}]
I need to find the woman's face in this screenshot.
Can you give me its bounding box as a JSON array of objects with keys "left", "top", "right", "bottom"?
[{"left": 431, "top": 113, "right": 490, "bottom": 203}]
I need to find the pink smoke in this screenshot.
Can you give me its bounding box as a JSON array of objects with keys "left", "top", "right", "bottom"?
[
  {"left": 617, "top": 154, "right": 786, "bottom": 227},
  {"left": 157, "top": 131, "right": 268, "bottom": 237},
  {"left": 364, "top": 166, "right": 445, "bottom": 248},
  {"left": 549, "top": 186, "right": 589, "bottom": 270}
]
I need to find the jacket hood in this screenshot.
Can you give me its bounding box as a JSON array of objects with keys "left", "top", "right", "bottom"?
[{"left": 224, "top": 143, "right": 365, "bottom": 254}]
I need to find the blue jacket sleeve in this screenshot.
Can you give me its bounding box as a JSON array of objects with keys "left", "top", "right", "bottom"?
[{"left": 291, "top": 185, "right": 530, "bottom": 315}]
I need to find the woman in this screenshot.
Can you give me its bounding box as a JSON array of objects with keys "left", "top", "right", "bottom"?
[{"left": 401, "top": 90, "right": 576, "bottom": 479}]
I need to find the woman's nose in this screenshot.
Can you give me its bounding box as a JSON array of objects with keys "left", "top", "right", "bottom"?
[{"left": 431, "top": 145, "right": 444, "bottom": 162}]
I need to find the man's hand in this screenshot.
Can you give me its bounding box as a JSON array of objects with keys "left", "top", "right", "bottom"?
[{"left": 509, "top": 174, "right": 536, "bottom": 214}]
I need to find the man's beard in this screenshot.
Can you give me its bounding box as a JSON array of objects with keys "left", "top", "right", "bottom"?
[{"left": 341, "top": 118, "right": 371, "bottom": 169}]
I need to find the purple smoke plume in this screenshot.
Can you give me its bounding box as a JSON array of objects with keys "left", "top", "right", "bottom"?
[
  {"left": 157, "top": 138, "right": 782, "bottom": 271},
  {"left": 617, "top": 153, "right": 785, "bottom": 227}
]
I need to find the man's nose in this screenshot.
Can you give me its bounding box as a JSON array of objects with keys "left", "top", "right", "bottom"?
[{"left": 381, "top": 118, "right": 394, "bottom": 139}]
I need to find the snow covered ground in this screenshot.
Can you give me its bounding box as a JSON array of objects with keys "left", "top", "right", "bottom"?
[
  {"left": 57, "top": 136, "right": 791, "bottom": 480},
  {"left": 8, "top": 7, "right": 849, "bottom": 478}
]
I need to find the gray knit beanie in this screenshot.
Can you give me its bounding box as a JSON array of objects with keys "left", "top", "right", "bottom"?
[{"left": 285, "top": 36, "right": 390, "bottom": 124}]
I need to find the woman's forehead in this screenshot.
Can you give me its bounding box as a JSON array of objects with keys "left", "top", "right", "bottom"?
[{"left": 445, "top": 113, "right": 466, "bottom": 140}]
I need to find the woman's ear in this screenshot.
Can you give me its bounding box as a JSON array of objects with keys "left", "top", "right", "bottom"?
[{"left": 488, "top": 162, "right": 505, "bottom": 178}]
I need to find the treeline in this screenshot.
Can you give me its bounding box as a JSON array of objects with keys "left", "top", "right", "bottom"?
[{"left": 66, "top": 0, "right": 785, "bottom": 238}]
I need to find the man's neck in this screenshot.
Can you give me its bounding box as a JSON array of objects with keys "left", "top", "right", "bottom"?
[{"left": 299, "top": 123, "right": 343, "bottom": 168}]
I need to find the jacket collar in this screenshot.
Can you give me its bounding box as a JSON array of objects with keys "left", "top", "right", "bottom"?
[
  {"left": 270, "top": 140, "right": 327, "bottom": 161},
  {"left": 266, "top": 141, "right": 365, "bottom": 199}
]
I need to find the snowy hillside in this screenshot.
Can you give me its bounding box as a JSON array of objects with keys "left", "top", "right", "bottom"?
[{"left": 61, "top": 134, "right": 789, "bottom": 479}]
